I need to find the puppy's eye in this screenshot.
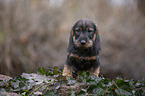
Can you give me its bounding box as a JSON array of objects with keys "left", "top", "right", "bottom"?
[
  {"left": 75, "top": 29, "right": 80, "bottom": 35},
  {"left": 88, "top": 29, "right": 94, "bottom": 34},
  {"left": 75, "top": 29, "right": 80, "bottom": 32},
  {"left": 88, "top": 28, "right": 94, "bottom": 33},
  {"left": 88, "top": 30, "right": 93, "bottom": 32}
]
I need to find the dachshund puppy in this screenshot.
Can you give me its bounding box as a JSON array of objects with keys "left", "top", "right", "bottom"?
[{"left": 63, "top": 19, "right": 101, "bottom": 78}]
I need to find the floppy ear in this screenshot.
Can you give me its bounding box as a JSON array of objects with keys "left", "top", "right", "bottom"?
[
  {"left": 67, "top": 29, "right": 74, "bottom": 53},
  {"left": 95, "top": 25, "right": 101, "bottom": 53}
]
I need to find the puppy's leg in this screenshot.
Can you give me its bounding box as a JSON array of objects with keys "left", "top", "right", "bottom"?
[
  {"left": 89, "top": 66, "right": 100, "bottom": 77},
  {"left": 93, "top": 66, "right": 100, "bottom": 77},
  {"left": 62, "top": 64, "right": 72, "bottom": 76}
]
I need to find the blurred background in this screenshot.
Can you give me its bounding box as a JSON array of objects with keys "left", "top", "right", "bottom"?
[{"left": 0, "top": 0, "right": 145, "bottom": 80}]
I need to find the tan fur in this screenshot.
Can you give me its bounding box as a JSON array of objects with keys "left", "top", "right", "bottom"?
[
  {"left": 73, "top": 35, "right": 76, "bottom": 42},
  {"left": 74, "top": 39, "right": 93, "bottom": 48},
  {"left": 93, "top": 33, "right": 96, "bottom": 41},
  {"left": 93, "top": 66, "right": 100, "bottom": 77},
  {"left": 62, "top": 65, "right": 72, "bottom": 76},
  {"left": 70, "top": 53, "right": 96, "bottom": 60},
  {"left": 72, "top": 30, "right": 74, "bottom": 37},
  {"left": 89, "top": 66, "right": 100, "bottom": 77}
]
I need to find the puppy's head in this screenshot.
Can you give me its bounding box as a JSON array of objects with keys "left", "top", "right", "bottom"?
[{"left": 68, "top": 19, "right": 101, "bottom": 52}]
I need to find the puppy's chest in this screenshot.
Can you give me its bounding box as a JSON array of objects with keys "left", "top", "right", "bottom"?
[{"left": 68, "top": 53, "right": 96, "bottom": 70}]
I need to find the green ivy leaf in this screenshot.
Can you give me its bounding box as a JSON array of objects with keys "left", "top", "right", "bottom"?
[
  {"left": 93, "top": 87, "right": 104, "bottom": 95},
  {"left": 44, "top": 89, "right": 59, "bottom": 96},
  {"left": 69, "top": 91, "right": 76, "bottom": 96},
  {"left": 90, "top": 75, "right": 102, "bottom": 81},
  {"left": 53, "top": 66, "right": 59, "bottom": 70},
  {"left": 67, "top": 80, "right": 77, "bottom": 85},
  {"left": 115, "top": 88, "right": 132, "bottom": 95},
  {"left": 115, "top": 79, "right": 132, "bottom": 92},
  {"left": 38, "top": 67, "right": 45, "bottom": 75},
  {"left": 66, "top": 76, "right": 72, "bottom": 80},
  {"left": 46, "top": 71, "right": 53, "bottom": 76},
  {"left": 53, "top": 70, "right": 60, "bottom": 75}
]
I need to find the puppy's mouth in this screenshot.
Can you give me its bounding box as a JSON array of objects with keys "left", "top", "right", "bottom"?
[{"left": 74, "top": 39, "right": 93, "bottom": 48}]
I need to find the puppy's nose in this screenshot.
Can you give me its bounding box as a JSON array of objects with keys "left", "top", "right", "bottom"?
[{"left": 80, "top": 40, "right": 86, "bottom": 45}]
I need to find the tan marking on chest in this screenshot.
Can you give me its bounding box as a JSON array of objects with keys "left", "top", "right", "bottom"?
[{"left": 70, "top": 53, "right": 96, "bottom": 60}]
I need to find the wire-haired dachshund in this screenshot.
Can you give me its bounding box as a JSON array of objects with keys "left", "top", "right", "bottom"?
[{"left": 63, "top": 19, "right": 101, "bottom": 78}]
